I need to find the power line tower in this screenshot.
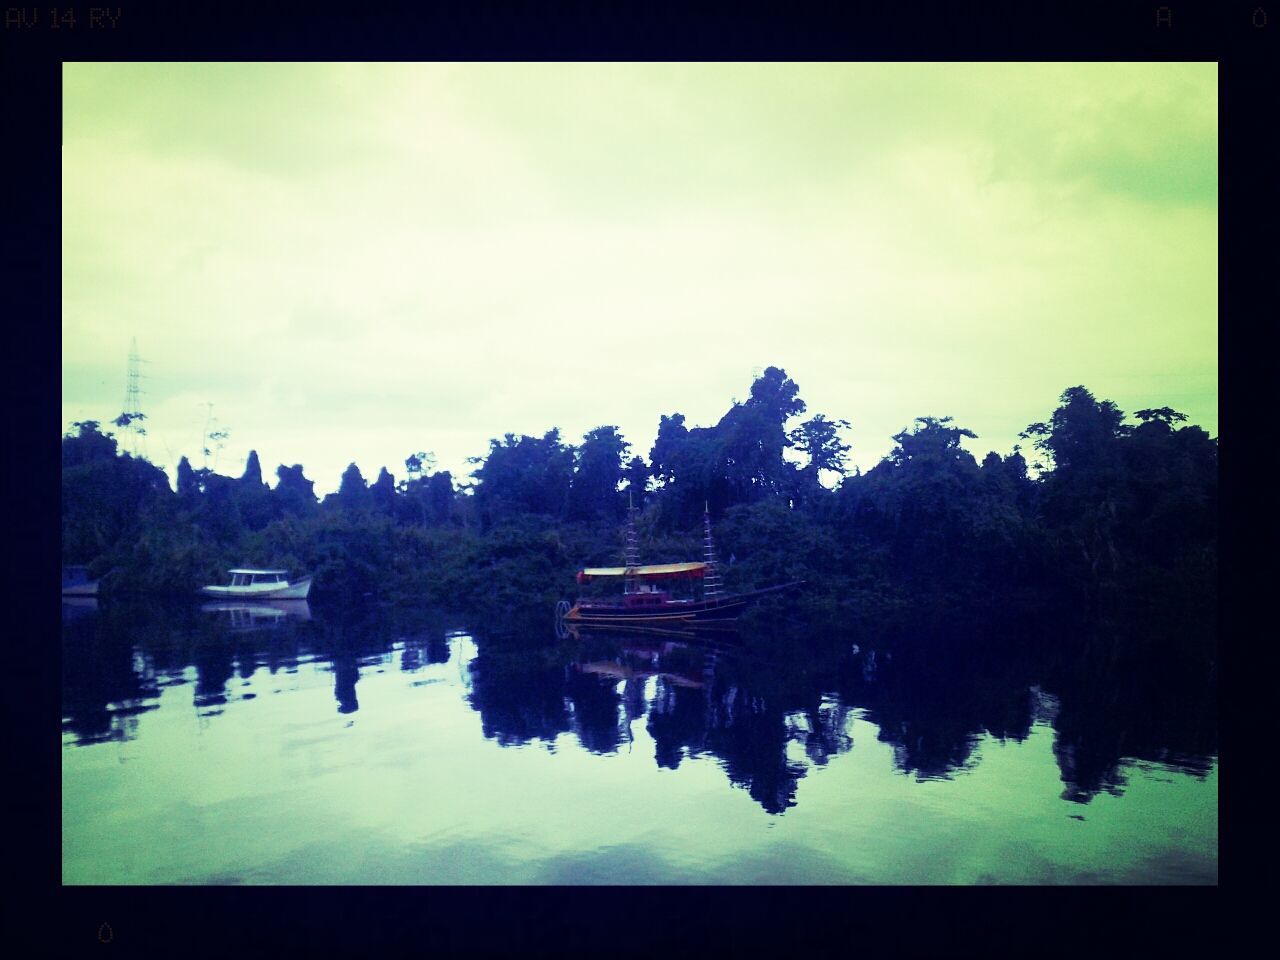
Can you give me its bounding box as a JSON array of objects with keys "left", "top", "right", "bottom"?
[{"left": 117, "top": 337, "right": 149, "bottom": 459}]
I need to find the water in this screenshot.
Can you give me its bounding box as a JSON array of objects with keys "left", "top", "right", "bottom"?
[{"left": 61, "top": 599, "right": 1217, "bottom": 885}]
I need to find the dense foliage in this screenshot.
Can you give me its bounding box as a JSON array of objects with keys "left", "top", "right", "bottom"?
[{"left": 62, "top": 369, "right": 1216, "bottom": 631}]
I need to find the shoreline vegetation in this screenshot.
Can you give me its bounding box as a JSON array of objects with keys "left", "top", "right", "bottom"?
[{"left": 63, "top": 367, "right": 1216, "bottom": 640}]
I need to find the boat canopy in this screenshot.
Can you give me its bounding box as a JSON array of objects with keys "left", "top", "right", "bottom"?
[
  {"left": 228, "top": 568, "right": 288, "bottom": 575},
  {"left": 577, "top": 562, "right": 707, "bottom": 583}
]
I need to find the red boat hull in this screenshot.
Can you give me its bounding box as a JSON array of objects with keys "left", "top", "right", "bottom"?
[{"left": 566, "top": 581, "right": 803, "bottom": 624}]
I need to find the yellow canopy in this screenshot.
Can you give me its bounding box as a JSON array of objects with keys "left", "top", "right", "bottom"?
[{"left": 578, "top": 561, "right": 707, "bottom": 581}]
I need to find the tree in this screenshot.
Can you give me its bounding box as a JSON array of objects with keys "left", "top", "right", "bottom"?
[
  {"left": 886, "top": 416, "right": 977, "bottom": 467},
  {"left": 331, "top": 462, "right": 370, "bottom": 512},
  {"left": 176, "top": 455, "right": 200, "bottom": 498},
  {"left": 841, "top": 416, "right": 988, "bottom": 587},
  {"left": 1134, "top": 407, "right": 1188, "bottom": 426},
  {"left": 648, "top": 415, "right": 723, "bottom": 525},
  {"left": 470, "top": 429, "right": 575, "bottom": 524},
  {"left": 747, "top": 365, "right": 806, "bottom": 423},
  {"left": 232, "top": 449, "right": 275, "bottom": 531},
  {"left": 405, "top": 450, "right": 435, "bottom": 479},
  {"left": 240, "top": 450, "right": 265, "bottom": 487},
  {"left": 790, "top": 414, "right": 852, "bottom": 486},
  {"left": 371, "top": 466, "right": 397, "bottom": 516},
  {"left": 1021, "top": 387, "right": 1136, "bottom": 608},
  {"left": 274, "top": 463, "right": 317, "bottom": 518},
  {"left": 63, "top": 421, "right": 119, "bottom": 468},
  {"left": 649, "top": 413, "right": 689, "bottom": 488},
  {"left": 649, "top": 368, "right": 812, "bottom": 526},
  {"left": 623, "top": 455, "right": 650, "bottom": 507},
  {"left": 425, "top": 471, "right": 455, "bottom": 524},
  {"left": 1021, "top": 386, "right": 1129, "bottom": 474},
  {"left": 111, "top": 411, "right": 147, "bottom": 440},
  {"left": 569, "top": 425, "right": 630, "bottom": 521},
  {"left": 188, "top": 470, "right": 243, "bottom": 545},
  {"left": 62, "top": 427, "right": 174, "bottom": 565}
]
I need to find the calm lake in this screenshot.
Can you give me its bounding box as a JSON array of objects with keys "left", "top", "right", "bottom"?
[{"left": 62, "top": 598, "right": 1217, "bottom": 885}]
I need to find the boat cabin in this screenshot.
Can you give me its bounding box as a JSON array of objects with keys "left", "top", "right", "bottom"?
[
  {"left": 62, "top": 565, "right": 92, "bottom": 588},
  {"left": 573, "top": 562, "right": 708, "bottom": 609},
  {"left": 227, "top": 568, "right": 289, "bottom": 587},
  {"left": 623, "top": 589, "right": 674, "bottom": 608}
]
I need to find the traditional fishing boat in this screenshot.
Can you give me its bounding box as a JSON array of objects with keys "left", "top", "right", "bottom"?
[
  {"left": 557, "top": 508, "right": 802, "bottom": 626},
  {"left": 200, "top": 568, "right": 313, "bottom": 600}
]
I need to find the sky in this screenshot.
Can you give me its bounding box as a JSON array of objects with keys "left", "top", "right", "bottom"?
[{"left": 62, "top": 62, "right": 1217, "bottom": 494}]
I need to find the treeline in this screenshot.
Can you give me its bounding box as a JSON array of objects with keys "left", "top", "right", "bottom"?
[{"left": 62, "top": 367, "right": 1216, "bottom": 626}]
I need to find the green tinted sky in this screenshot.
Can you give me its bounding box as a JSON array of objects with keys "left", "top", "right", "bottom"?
[{"left": 62, "top": 62, "right": 1217, "bottom": 492}]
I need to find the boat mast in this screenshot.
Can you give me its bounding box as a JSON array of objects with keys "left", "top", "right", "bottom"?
[
  {"left": 702, "top": 502, "right": 724, "bottom": 603},
  {"left": 623, "top": 491, "right": 641, "bottom": 596}
]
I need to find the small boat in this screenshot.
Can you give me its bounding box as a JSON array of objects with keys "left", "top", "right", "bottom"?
[
  {"left": 62, "top": 565, "right": 100, "bottom": 597},
  {"left": 559, "top": 508, "right": 802, "bottom": 626},
  {"left": 200, "top": 568, "right": 312, "bottom": 600}
]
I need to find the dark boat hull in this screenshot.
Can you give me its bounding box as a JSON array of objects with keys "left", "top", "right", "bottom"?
[{"left": 566, "top": 581, "right": 803, "bottom": 625}]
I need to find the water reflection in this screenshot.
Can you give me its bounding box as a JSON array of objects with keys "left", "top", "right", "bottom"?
[
  {"left": 333, "top": 651, "right": 360, "bottom": 714},
  {"left": 467, "top": 648, "right": 571, "bottom": 747},
  {"left": 61, "top": 601, "right": 159, "bottom": 744},
  {"left": 200, "top": 599, "right": 312, "bottom": 629},
  {"left": 61, "top": 598, "right": 1217, "bottom": 816}
]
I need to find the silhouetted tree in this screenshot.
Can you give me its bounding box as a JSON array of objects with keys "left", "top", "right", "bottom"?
[
  {"left": 241, "top": 450, "right": 264, "bottom": 487},
  {"left": 790, "top": 414, "right": 852, "bottom": 492},
  {"left": 176, "top": 455, "right": 200, "bottom": 498},
  {"left": 623, "top": 455, "right": 650, "bottom": 508},
  {"left": 371, "top": 466, "right": 397, "bottom": 516},
  {"left": 329, "top": 462, "right": 370, "bottom": 512},
  {"left": 425, "top": 471, "right": 455, "bottom": 524},
  {"left": 470, "top": 429, "right": 574, "bottom": 525},
  {"left": 274, "top": 463, "right": 317, "bottom": 518},
  {"left": 62, "top": 422, "right": 174, "bottom": 566},
  {"left": 234, "top": 450, "right": 275, "bottom": 531},
  {"left": 569, "top": 425, "right": 630, "bottom": 521},
  {"left": 62, "top": 421, "right": 119, "bottom": 468}
]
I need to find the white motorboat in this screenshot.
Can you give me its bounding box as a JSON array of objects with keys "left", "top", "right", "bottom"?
[{"left": 199, "top": 568, "right": 313, "bottom": 600}]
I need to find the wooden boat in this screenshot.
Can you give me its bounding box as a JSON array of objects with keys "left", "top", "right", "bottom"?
[
  {"left": 200, "top": 568, "right": 313, "bottom": 600},
  {"left": 559, "top": 508, "right": 802, "bottom": 626},
  {"left": 62, "top": 565, "right": 100, "bottom": 597}
]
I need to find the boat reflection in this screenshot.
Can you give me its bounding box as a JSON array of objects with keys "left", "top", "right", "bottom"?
[
  {"left": 569, "top": 624, "right": 738, "bottom": 691},
  {"left": 200, "top": 599, "right": 312, "bottom": 630},
  {"left": 61, "top": 596, "right": 100, "bottom": 623}
]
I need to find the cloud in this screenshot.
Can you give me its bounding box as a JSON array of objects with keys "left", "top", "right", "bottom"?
[{"left": 63, "top": 63, "right": 1217, "bottom": 494}]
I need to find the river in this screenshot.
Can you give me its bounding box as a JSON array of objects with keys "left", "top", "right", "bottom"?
[{"left": 61, "top": 597, "right": 1217, "bottom": 884}]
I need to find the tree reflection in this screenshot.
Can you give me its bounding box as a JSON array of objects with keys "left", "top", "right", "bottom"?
[
  {"left": 61, "top": 604, "right": 159, "bottom": 744},
  {"left": 1048, "top": 615, "right": 1217, "bottom": 802},
  {"left": 466, "top": 650, "right": 570, "bottom": 747},
  {"left": 333, "top": 652, "right": 359, "bottom": 714},
  {"left": 833, "top": 616, "right": 1042, "bottom": 781},
  {"left": 794, "top": 696, "right": 855, "bottom": 767},
  {"left": 703, "top": 679, "right": 806, "bottom": 814},
  {"left": 564, "top": 669, "right": 626, "bottom": 754},
  {"left": 647, "top": 679, "right": 708, "bottom": 769},
  {"left": 62, "top": 594, "right": 1216, "bottom": 818},
  {"left": 192, "top": 641, "right": 234, "bottom": 708}
]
